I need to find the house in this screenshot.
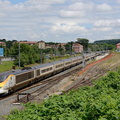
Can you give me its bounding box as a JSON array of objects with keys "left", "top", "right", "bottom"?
[
  {"left": 17, "top": 41, "right": 37, "bottom": 46},
  {"left": 38, "top": 40, "right": 45, "bottom": 49},
  {"left": 116, "top": 43, "right": 120, "bottom": 52},
  {"left": 0, "top": 42, "right": 6, "bottom": 47},
  {"left": 72, "top": 43, "right": 83, "bottom": 53}
]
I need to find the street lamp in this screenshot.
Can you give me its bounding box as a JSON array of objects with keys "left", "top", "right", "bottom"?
[{"left": 18, "top": 42, "right": 20, "bottom": 68}]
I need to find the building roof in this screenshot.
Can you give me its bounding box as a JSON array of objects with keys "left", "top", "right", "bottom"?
[
  {"left": 72, "top": 43, "right": 83, "bottom": 46},
  {"left": 18, "top": 41, "right": 37, "bottom": 44},
  {"left": 116, "top": 43, "right": 120, "bottom": 46},
  {"left": 38, "top": 40, "right": 45, "bottom": 43},
  {"left": 0, "top": 42, "right": 5, "bottom": 44}
]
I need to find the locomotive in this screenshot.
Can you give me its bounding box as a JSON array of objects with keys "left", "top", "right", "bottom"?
[{"left": 0, "top": 53, "right": 99, "bottom": 94}]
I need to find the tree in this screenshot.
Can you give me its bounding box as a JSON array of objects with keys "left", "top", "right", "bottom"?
[
  {"left": 76, "top": 38, "right": 89, "bottom": 52},
  {"left": 64, "top": 41, "right": 73, "bottom": 54},
  {"left": 58, "top": 45, "right": 65, "bottom": 55}
]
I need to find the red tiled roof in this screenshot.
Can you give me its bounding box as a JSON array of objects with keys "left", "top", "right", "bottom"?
[
  {"left": 73, "top": 43, "right": 82, "bottom": 46},
  {"left": 0, "top": 42, "right": 5, "bottom": 44},
  {"left": 18, "top": 41, "right": 37, "bottom": 44},
  {"left": 39, "top": 40, "right": 45, "bottom": 43},
  {"left": 116, "top": 43, "right": 120, "bottom": 46}
]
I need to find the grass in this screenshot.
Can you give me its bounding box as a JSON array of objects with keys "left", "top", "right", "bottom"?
[
  {"left": 0, "top": 55, "right": 74, "bottom": 73},
  {"left": 98, "top": 52, "right": 120, "bottom": 71},
  {"left": 0, "top": 61, "right": 16, "bottom": 73}
]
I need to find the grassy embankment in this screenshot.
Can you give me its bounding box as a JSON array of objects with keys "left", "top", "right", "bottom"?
[
  {"left": 0, "top": 61, "right": 16, "bottom": 73},
  {"left": 0, "top": 54, "right": 78, "bottom": 73},
  {"left": 5, "top": 57, "right": 120, "bottom": 120}
]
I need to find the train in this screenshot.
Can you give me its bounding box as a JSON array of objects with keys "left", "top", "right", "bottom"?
[{"left": 0, "top": 52, "right": 100, "bottom": 95}]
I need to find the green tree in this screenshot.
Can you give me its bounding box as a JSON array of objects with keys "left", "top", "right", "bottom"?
[
  {"left": 10, "top": 43, "right": 41, "bottom": 67},
  {"left": 64, "top": 41, "right": 73, "bottom": 54},
  {"left": 58, "top": 45, "right": 65, "bottom": 55},
  {"left": 76, "top": 38, "right": 89, "bottom": 51}
]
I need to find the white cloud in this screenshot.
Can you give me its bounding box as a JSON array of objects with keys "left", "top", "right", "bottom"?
[
  {"left": 93, "top": 27, "right": 112, "bottom": 32},
  {"left": 0, "top": 0, "right": 120, "bottom": 42},
  {"left": 94, "top": 20, "right": 120, "bottom": 27},
  {"left": 117, "top": 0, "right": 120, "bottom": 3},
  {"left": 59, "top": 2, "right": 94, "bottom": 18},
  {"left": 68, "top": 2, "right": 94, "bottom": 11},
  {"left": 25, "top": 0, "right": 65, "bottom": 5},
  {"left": 59, "top": 10, "right": 85, "bottom": 18},
  {"left": 51, "top": 23, "right": 88, "bottom": 33},
  {"left": 96, "top": 3, "right": 112, "bottom": 12},
  {"left": 26, "top": 33, "right": 41, "bottom": 39}
]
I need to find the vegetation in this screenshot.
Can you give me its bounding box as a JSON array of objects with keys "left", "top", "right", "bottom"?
[
  {"left": 76, "top": 38, "right": 89, "bottom": 51},
  {"left": 0, "top": 54, "right": 73, "bottom": 73},
  {"left": 0, "top": 61, "right": 17, "bottom": 72},
  {"left": 6, "top": 70, "right": 120, "bottom": 120},
  {"left": 89, "top": 43, "right": 115, "bottom": 51},
  {"left": 94, "top": 39, "right": 120, "bottom": 45},
  {"left": 0, "top": 38, "right": 117, "bottom": 67},
  {"left": 11, "top": 43, "right": 41, "bottom": 67}
]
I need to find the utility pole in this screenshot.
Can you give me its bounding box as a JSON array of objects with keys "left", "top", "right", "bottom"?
[
  {"left": 19, "top": 42, "right": 20, "bottom": 68},
  {"left": 40, "top": 43, "right": 43, "bottom": 64},
  {"left": 82, "top": 51, "right": 86, "bottom": 68}
]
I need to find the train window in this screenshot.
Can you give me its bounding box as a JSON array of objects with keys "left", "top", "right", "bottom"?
[
  {"left": 66, "top": 61, "right": 71, "bottom": 65},
  {"left": 56, "top": 64, "right": 63, "bottom": 68},
  {"left": 47, "top": 68, "right": 49, "bottom": 71},
  {"left": 41, "top": 69, "right": 45, "bottom": 73},
  {"left": 0, "top": 75, "right": 8, "bottom": 83},
  {"left": 16, "top": 71, "right": 34, "bottom": 84},
  {"left": 37, "top": 70, "right": 40, "bottom": 76},
  {"left": 41, "top": 67, "right": 52, "bottom": 73}
]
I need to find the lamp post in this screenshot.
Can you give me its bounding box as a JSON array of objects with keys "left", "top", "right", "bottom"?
[
  {"left": 18, "top": 42, "right": 20, "bottom": 68},
  {"left": 40, "top": 43, "right": 42, "bottom": 64}
]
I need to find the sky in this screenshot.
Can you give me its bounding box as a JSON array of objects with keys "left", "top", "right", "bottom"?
[{"left": 0, "top": 0, "right": 120, "bottom": 43}]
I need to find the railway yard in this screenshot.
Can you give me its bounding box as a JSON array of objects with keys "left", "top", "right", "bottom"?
[{"left": 0, "top": 52, "right": 120, "bottom": 119}]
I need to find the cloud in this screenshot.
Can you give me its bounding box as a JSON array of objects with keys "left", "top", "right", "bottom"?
[
  {"left": 117, "top": 0, "right": 120, "bottom": 3},
  {"left": 25, "top": 0, "right": 65, "bottom": 5},
  {"left": 51, "top": 23, "right": 88, "bottom": 33},
  {"left": 93, "top": 27, "right": 112, "bottom": 32},
  {"left": 0, "top": 0, "right": 120, "bottom": 42},
  {"left": 59, "top": 10, "right": 85, "bottom": 18},
  {"left": 68, "top": 2, "right": 94, "bottom": 11},
  {"left": 59, "top": 2, "right": 94, "bottom": 18},
  {"left": 96, "top": 3, "right": 112, "bottom": 12},
  {"left": 94, "top": 20, "right": 120, "bottom": 27}
]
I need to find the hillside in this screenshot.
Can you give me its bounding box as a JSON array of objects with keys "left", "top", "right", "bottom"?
[
  {"left": 94, "top": 39, "right": 120, "bottom": 45},
  {"left": 6, "top": 70, "right": 120, "bottom": 120}
]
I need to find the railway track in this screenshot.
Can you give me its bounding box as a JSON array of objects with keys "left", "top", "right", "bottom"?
[
  {"left": 14, "top": 65, "right": 83, "bottom": 103},
  {"left": 0, "top": 53, "right": 111, "bottom": 103},
  {"left": 14, "top": 53, "right": 113, "bottom": 103},
  {"left": 0, "top": 64, "right": 83, "bottom": 103},
  {"left": 63, "top": 53, "right": 113, "bottom": 92},
  {"left": 1, "top": 52, "right": 119, "bottom": 117}
]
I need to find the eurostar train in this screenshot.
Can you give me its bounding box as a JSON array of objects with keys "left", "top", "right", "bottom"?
[{"left": 0, "top": 53, "right": 99, "bottom": 95}]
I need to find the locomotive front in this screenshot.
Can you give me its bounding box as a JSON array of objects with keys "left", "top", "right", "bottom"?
[{"left": 0, "top": 74, "right": 15, "bottom": 94}]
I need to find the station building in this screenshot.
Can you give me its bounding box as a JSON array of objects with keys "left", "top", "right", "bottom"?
[
  {"left": 72, "top": 43, "right": 83, "bottom": 53},
  {"left": 0, "top": 42, "right": 6, "bottom": 47}
]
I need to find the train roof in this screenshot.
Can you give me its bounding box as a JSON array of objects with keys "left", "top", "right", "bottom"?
[
  {"left": 0, "top": 55, "right": 85, "bottom": 77},
  {"left": 52, "top": 60, "right": 64, "bottom": 64},
  {"left": 33, "top": 62, "right": 54, "bottom": 69},
  {"left": 62, "top": 57, "right": 73, "bottom": 62},
  {"left": 12, "top": 67, "right": 35, "bottom": 75},
  {"left": 0, "top": 69, "right": 23, "bottom": 76}
]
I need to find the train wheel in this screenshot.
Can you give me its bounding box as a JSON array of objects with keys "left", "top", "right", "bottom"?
[
  {"left": 8, "top": 88, "right": 14, "bottom": 94},
  {"left": 28, "top": 81, "right": 33, "bottom": 86}
]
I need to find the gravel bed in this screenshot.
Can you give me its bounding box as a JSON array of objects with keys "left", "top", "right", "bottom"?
[{"left": 0, "top": 83, "right": 47, "bottom": 119}]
